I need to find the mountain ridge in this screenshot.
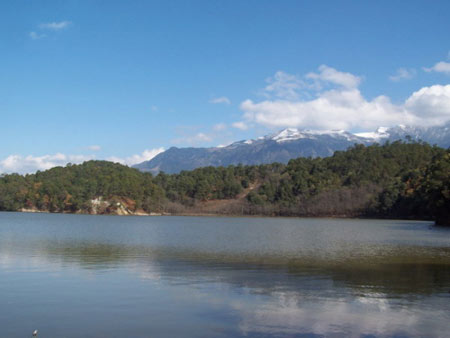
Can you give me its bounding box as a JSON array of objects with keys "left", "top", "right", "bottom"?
[{"left": 134, "top": 124, "right": 450, "bottom": 174}]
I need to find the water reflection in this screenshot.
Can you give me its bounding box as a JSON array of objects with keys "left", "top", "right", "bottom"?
[
  {"left": 1, "top": 213, "right": 450, "bottom": 337},
  {"left": 3, "top": 242, "right": 449, "bottom": 337},
  {"left": 234, "top": 291, "right": 450, "bottom": 337},
  {"left": 2, "top": 240, "right": 450, "bottom": 294}
]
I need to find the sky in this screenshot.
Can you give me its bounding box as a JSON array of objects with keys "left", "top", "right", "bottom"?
[{"left": 1, "top": 0, "right": 450, "bottom": 174}]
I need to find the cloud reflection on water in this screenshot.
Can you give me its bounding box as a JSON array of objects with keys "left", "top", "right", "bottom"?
[
  {"left": 1, "top": 213, "right": 450, "bottom": 337},
  {"left": 1, "top": 242, "right": 450, "bottom": 337},
  {"left": 233, "top": 291, "right": 450, "bottom": 337}
]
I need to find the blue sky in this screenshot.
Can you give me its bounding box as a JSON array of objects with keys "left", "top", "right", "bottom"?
[{"left": 1, "top": 0, "right": 450, "bottom": 173}]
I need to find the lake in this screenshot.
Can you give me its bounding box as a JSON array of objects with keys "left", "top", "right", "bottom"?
[{"left": 1, "top": 212, "right": 450, "bottom": 337}]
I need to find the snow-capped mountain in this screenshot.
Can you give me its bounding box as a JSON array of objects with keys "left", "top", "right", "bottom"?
[
  {"left": 269, "top": 128, "right": 366, "bottom": 143},
  {"left": 133, "top": 124, "right": 450, "bottom": 174},
  {"left": 354, "top": 127, "right": 391, "bottom": 141},
  {"left": 378, "top": 124, "right": 450, "bottom": 145}
]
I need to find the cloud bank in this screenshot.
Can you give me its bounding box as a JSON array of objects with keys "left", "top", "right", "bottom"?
[
  {"left": 0, "top": 148, "right": 165, "bottom": 175},
  {"left": 0, "top": 153, "right": 94, "bottom": 175},
  {"left": 239, "top": 65, "right": 450, "bottom": 131}
]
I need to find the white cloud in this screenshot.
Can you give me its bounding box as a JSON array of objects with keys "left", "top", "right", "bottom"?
[
  {"left": 389, "top": 68, "right": 416, "bottom": 82},
  {"left": 232, "top": 121, "right": 249, "bottom": 130},
  {"left": 423, "top": 61, "right": 450, "bottom": 74},
  {"left": 213, "top": 123, "right": 227, "bottom": 131},
  {"left": 210, "top": 96, "right": 231, "bottom": 105},
  {"left": 405, "top": 85, "right": 450, "bottom": 126},
  {"left": 29, "top": 31, "right": 46, "bottom": 40},
  {"left": 0, "top": 153, "right": 93, "bottom": 174},
  {"left": 264, "top": 71, "right": 304, "bottom": 100},
  {"left": 107, "top": 148, "right": 165, "bottom": 166},
  {"left": 0, "top": 148, "right": 166, "bottom": 174},
  {"left": 306, "top": 64, "right": 361, "bottom": 89},
  {"left": 87, "top": 145, "right": 101, "bottom": 151},
  {"left": 39, "top": 21, "right": 71, "bottom": 31},
  {"left": 239, "top": 66, "right": 450, "bottom": 131},
  {"left": 241, "top": 91, "right": 411, "bottom": 131},
  {"left": 30, "top": 20, "right": 71, "bottom": 40}
]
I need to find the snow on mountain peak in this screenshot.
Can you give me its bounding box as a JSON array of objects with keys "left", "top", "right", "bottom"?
[
  {"left": 270, "top": 128, "right": 358, "bottom": 143},
  {"left": 271, "top": 128, "right": 305, "bottom": 142},
  {"left": 355, "top": 127, "right": 390, "bottom": 140},
  {"left": 376, "top": 127, "right": 389, "bottom": 134},
  {"left": 232, "top": 124, "right": 449, "bottom": 147}
]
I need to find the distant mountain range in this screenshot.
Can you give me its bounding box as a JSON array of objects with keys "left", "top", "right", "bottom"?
[{"left": 133, "top": 124, "right": 450, "bottom": 174}]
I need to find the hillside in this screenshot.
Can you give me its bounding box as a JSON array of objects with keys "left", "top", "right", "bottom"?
[{"left": 0, "top": 142, "right": 449, "bottom": 225}]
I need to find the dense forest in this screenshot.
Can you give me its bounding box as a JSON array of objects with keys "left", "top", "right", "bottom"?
[{"left": 0, "top": 141, "right": 449, "bottom": 225}]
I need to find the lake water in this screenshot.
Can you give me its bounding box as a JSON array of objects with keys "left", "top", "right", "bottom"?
[{"left": 1, "top": 213, "right": 450, "bottom": 337}]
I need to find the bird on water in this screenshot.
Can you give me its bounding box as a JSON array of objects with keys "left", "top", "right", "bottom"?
[{"left": 32, "top": 330, "right": 38, "bottom": 337}]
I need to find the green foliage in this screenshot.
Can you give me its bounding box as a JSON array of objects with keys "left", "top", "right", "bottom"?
[
  {"left": 245, "top": 141, "right": 448, "bottom": 222},
  {"left": 0, "top": 161, "right": 164, "bottom": 213},
  {"left": 418, "top": 152, "right": 450, "bottom": 225},
  {"left": 0, "top": 142, "right": 448, "bottom": 224}
]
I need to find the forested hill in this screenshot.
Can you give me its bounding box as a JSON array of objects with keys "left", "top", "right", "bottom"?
[{"left": 0, "top": 141, "right": 449, "bottom": 225}]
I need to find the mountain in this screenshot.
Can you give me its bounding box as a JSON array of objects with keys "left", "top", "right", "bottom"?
[
  {"left": 134, "top": 124, "right": 450, "bottom": 174},
  {"left": 376, "top": 125, "right": 450, "bottom": 146}
]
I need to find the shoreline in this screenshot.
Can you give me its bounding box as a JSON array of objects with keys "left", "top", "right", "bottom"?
[{"left": 8, "top": 208, "right": 438, "bottom": 224}]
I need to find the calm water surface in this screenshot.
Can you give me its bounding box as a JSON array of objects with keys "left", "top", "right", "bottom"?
[{"left": 1, "top": 212, "right": 450, "bottom": 337}]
